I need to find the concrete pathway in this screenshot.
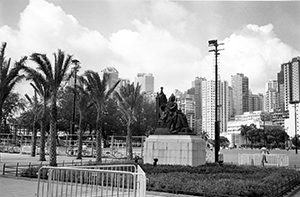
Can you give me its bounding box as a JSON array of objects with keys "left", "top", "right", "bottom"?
[{"left": 0, "top": 176, "right": 194, "bottom": 197}]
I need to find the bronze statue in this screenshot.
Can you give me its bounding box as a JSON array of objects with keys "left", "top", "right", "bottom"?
[{"left": 156, "top": 87, "right": 192, "bottom": 134}]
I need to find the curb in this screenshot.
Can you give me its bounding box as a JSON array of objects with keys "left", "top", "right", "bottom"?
[{"left": 284, "top": 184, "right": 300, "bottom": 197}]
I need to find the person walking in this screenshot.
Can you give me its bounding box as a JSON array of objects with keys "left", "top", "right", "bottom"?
[{"left": 260, "top": 146, "right": 269, "bottom": 166}]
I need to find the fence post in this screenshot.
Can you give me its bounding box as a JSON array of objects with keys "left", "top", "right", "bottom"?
[
  {"left": 62, "top": 160, "right": 64, "bottom": 167},
  {"left": 29, "top": 162, "right": 31, "bottom": 168},
  {"left": 81, "top": 160, "right": 82, "bottom": 166},
  {"left": 2, "top": 163, "right": 5, "bottom": 175},
  {"left": 16, "top": 163, "right": 19, "bottom": 177},
  {"left": 72, "top": 160, "right": 74, "bottom": 166}
]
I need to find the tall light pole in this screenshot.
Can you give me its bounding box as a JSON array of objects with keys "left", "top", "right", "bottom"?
[
  {"left": 71, "top": 59, "right": 81, "bottom": 143},
  {"left": 208, "top": 39, "right": 224, "bottom": 163},
  {"left": 290, "top": 100, "right": 299, "bottom": 154}
]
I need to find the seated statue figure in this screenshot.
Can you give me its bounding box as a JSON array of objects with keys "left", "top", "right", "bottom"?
[{"left": 161, "top": 94, "right": 191, "bottom": 134}]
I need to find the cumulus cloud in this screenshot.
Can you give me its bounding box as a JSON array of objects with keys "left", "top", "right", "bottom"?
[
  {"left": 0, "top": 0, "right": 110, "bottom": 95},
  {"left": 1, "top": 0, "right": 299, "bottom": 98},
  {"left": 109, "top": 19, "right": 201, "bottom": 95},
  {"left": 200, "top": 23, "right": 299, "bottom": 94}
]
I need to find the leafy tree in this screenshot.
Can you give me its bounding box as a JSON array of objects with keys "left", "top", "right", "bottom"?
[
  {"left": 79, "top": 71, "right": 120, "bottom": 163},
  {"left": 220, "top": 136, "right": 230, "bottom": 148},
  {"left": 247, "top": 124, "right": 258, "bottom": 149},
  {"left": 0, "top": 92, "right": 27, "bottom": 136},
  {"left": 114, "top": 82, "right": 143, "bottom": 160},
  {"left": 264, "top": 126, "right": 289, "bottom": 148},
  {"left": 132, "top": 95, "right": 156, "bottom": 136},
  {"left": 102, "top": 98, "right": 125, "bottom": 139},
  {"left": 24, "top": 50, "right": 73, "bottom": 166},
  {"left": 57, "top": 88, "right": 76, "bottom": 133},
  {"left": 0, "top": 42, "right": 27, "bottom": 132}
]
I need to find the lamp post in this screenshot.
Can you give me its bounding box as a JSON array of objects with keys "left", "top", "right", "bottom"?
[
  {"left": 208, "top": 39, "right": 224, "bottom": 163},
  {"left": 290, "top": 100, "right": 299, "bottom": 154},
  {"left": 71, "top": 59, "right": 81, "bottom": 143}
]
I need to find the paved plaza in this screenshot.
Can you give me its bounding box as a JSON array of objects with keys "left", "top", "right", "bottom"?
[
  {"left": 0, "top": 176, "right": 194, "bottom": 197},
  {"left": 0, "top": 153, "right": 194, "bottom": 197}
]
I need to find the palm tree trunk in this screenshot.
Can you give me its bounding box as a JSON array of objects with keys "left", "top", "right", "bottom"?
[
  {"left": 39, "top": 105, "right": 46, "bottom": 161},
  {"left": 77, "top": 114, "right": 83, "bottom": 160},
  {"left": 95, "top": 112, "right": 102, "bottom": 163},
  {"left": 0, "top": 102, "right": 3, "bottom": 133},
  {"left": 31, "top": 116, "right": 37, "bottom": 157},
  {"left": 49, "top": 99, "right": 57, "bottom": 166},
  {"left": 127, "top": 120, "right": 133, "bottom": 160}
]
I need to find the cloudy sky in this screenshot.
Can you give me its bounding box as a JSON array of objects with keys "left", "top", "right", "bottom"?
[{"left": 1, "top": 0, "right": 300, "bottom": 97}]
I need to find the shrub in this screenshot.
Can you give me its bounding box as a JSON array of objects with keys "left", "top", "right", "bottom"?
[{"left": 20, "top": 166, "right": 40, "bottom": 178}]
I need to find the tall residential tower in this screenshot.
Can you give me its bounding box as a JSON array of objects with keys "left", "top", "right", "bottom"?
[
  {"left": 231, "top": 73, "right": 249, "bottom": 116},
  {"left": 134, "top": 73, "right": 154, "bottom": 93}
]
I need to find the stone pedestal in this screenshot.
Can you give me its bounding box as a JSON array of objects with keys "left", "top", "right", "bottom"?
[{"left": 144, "top": 135, "right": 206, "bottom": 166}]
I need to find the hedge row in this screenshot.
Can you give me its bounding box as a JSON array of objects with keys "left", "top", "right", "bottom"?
[
  {"left": 141, "top": 163, "right": 300, "bottom": 197},
  {"left": 20, "top": 162, "right": 300, "bottom": 197}
]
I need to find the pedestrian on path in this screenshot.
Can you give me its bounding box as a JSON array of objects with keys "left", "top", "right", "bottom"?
[{"left": 260, "top": 146, "right": 269, "bottom": 166}]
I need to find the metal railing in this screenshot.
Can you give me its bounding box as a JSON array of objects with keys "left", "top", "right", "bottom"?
[
  {"left": 37, "top": 164, "right": 146, "bottom": 197},
  {"left": 238, "top": 154, "right": 289, "bottom": 166}
]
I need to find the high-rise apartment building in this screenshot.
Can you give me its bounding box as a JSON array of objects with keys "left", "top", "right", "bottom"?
[
  {"left": 231, "top": 73, "right": 249, "bottom": 116},
  {"left": 265, "top": 80, "right": 278, "bottom": 112},
  {"left": 281, "top": 57, "right": 300, "bottom": 136},
  {"left": 277, "top": 70, "right": 285, "bottom": 112},
  {"left": 134, "top": 73, "right": 154, "bottom": 93},
  {"left": 249, "top": 92, "right": 264, "bottom": 112},
  {"left": 228, "top": 86, "right": 234, "bottom": 120},
  {"left": 281, "top": 57, "right": 300, "bottom": 111},
  {"left": 178, "top": 93, "right": 195, "bottom": 129},
  {"left": 101, "top": 67, "right": 119, "bottom": 89},
  {"left": 192, "top": 77, "right": 205, "bottom": 133},
  {"left": 202, "top": 79, "right": 228, "bottom": 139}
]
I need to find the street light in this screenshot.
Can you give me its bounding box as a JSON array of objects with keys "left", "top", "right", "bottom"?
[
  {"left": 208, "top": 39, "right": 224, "bottom": 163},
  {"left": 290, "top": 100, "right": 299, "bottom": 154},
  {"left": 71, "top": 59, "right": 81, "bottom": 142}
]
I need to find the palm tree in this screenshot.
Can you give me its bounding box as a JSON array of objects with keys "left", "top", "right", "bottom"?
[
  {"left": 24, "top": 50, "right": 73, "bottom": 166},
  {"left": 69, "top": 83, "right": 93, "bottom": 160},
  {"left": 114, "top": 82, "right": 143, "bottom": 160},
  {"left": 25, "top": 89, "right": 41, "bottom": 157},
  {"left": 79, "top": 71, "right": 120, "bottom": 163},
  {"left": 239, "top": 124, "right": 251, "bottom": 145},
  {"left": 0, "top": 42, "right": 27, "bottom": 132},
  {"left": 27, "top": 78, "right": 51, "bottom": 161}
]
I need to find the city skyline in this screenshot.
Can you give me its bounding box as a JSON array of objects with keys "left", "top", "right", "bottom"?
[{"left": 1, "top": 0, "right": 299, "bottom": 97}]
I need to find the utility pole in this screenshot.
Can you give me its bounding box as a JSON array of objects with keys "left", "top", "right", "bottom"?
[
  {"left": 208, "top": 39, "right": 224, "bottom": 163},
  {"left": 290, "top": 100, "right": 299, "bottom": 154},
  {"left": 71, "top": 59, "right": 80, "bottom": 144}
]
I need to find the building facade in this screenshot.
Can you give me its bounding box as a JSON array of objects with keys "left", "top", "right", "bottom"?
[
  {"left": 231, "top": 73, "right": 249, "bottom": 116},
  {"left": 202, "top": 79, "right": 228, "bottom": 139},
  {"left": 265, "top": 80, "right": 278, "bottom": 112},
  {"left": 101, "top": 67, "right": 119, "bottom": 89},
  {"left": 249, "top": 92, "right": 264, "bottom": 112},
  {"left": 192, "top": 77, "right": 205, "bottom": 133},
  {"left": 134, "top": 73, "right": 154, "bottom": 93}
]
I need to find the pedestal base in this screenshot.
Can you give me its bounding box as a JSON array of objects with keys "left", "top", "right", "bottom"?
[{"left": 144, "top": 135, "right": 206, "bottom": 166}]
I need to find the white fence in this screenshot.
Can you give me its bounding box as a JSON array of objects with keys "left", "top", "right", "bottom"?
[
  {"left": 238, "top": 153, "right": 289, "bottom": 167},
  {"left": 37, "top": 164, "right": 146, "bottom": 197}
]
